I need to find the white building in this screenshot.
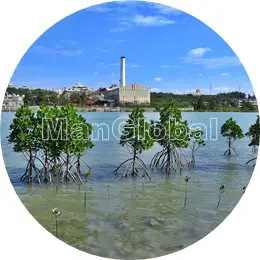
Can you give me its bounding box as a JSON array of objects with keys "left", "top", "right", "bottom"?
[
  {"left": 2, "top": 93, "right": 25, "bottom": 111},
  {"left": 105, "top": 57, "right": 150, "bottom": 105},
  {"left": 65, "top": 82, "right": 94, "bottom": 94}
]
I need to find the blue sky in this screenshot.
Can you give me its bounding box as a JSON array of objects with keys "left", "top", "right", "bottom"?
[{"left": 10, "top": 0, "right": 254, "bottom": 94}]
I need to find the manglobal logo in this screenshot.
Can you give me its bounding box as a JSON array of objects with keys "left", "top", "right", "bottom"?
[{"left": 42, "top": 116, "right": 218, "bottom": 142}]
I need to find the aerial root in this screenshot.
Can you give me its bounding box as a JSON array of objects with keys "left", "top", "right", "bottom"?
[
  {"left": 150, "top": 147, "right": 183, "bottom": 174},
  {"left": 246, "top": 157, "right": 257, "bottom": 165},
  {"left": 115, "top": 157, "right": 151, "bottom": 180}
]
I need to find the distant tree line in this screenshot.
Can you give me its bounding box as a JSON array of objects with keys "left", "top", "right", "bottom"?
[
  {"left": 151, "top": 91, "right": 257, "bottom": 112},
  {"left": 6, "top": 86, "right": 258, "bottom": 112}
]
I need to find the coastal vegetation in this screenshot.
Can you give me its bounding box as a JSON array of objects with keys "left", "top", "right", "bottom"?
[
  {"left": 150, "top": 102, "right": 191, "bottom": 174},
  {"left": 246, "top": 115, "right": 260, "bottom": 165},
  {"left": 8, "top": 105, "right": 94, "bottom": 184},
  {"left": 4, "top": 103, "right": 258, "bottom": 258},
  {"left": 151, "top": 91, "right": 257, "bottom": 112},
  {"left": 113, "top": 108, "right": 154, "bottom": 179},
  {"left": 221, "top": 117, "right": 244, "bottom": 155},
  {"left": 5, "top": 85, "right": 258, "bottom": 112}
]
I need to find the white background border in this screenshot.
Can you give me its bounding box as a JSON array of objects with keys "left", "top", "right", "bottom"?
[{"left": 0, "top": 0, "right": 260, "bottom": 259}]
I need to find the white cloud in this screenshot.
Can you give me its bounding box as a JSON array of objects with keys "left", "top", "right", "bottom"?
[
  {"left": 155, "top": 77, "right": 163, "bottom": 81},
  {"left": 198, "top": 73, "right": 203, "bottom": 77},
  {"left": 188, "top": 47, "right": 211, "bottom": 57},
  {"left": 112, "top": 73, "right": 116, "bottom": 77},
  {"left": 110, "top": 20, "right": 132, "bottom": 33},
  {"left": 111, "top": 12, "right": 175, "bottom": 32},
  {"left": 152, "top": 4, "right": 183, "bottom": 15},
  {"left": 93, "top": 72, "right": 99, "bottom": 75},
  {"left": 220, "top": 72, "right": 230, "bottom": 76},
  {"left": 183, "top": 56, "right": 241, "bottom": 68},
  {"left": 87, "top": 5, "right": 113, "bottom": 13},
  {"left": 32, "top": 45, "right": 84, "bottom": 57},
  {"left": 133, "top": 14, "right": 175, "bottom": 26},
  {"left": 151, "top": 88, "right": 161, "bottom": 92}
]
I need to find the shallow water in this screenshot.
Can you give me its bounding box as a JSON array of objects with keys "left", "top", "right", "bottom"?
[{"left": 0, "top": 112, "right": 258, "bottom": 259}]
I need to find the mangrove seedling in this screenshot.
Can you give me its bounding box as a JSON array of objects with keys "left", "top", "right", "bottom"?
[
  {"left": 51, "top": 208, "right": 62, "bottom": 237},
  {"left": 189, "top": 129, "right": 205, "bottom": 168},
  {"left": 106, "top": 184, "right": 110, "bottom": 196},
  {"left": 221, "top": 117, "right": 244, "bottom": 156},
  {"left": 150, "top": 102, "right": 190, "bottom": 174},
  {"left": 84, "top": 192, "right": 87, "bottom": 209},
  {"left": 216, "top": 183, "right": 225, "bottom": 209},
  {"left": 184, "top": 176, "right": 191, "bottom": 207},
  {"left": 84, "top": 170, "right": 92, "bottom": 184},
  {"left": 114, "top": 108, "right": 154, "bottom": 179},
  {"left": 246, "top": 116, "right": 259, "bottom": 165}
]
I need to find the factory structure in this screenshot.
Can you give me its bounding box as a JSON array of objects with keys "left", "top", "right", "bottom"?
[{"left": 105, "top": 57, "right": 150, "bottom": 105}]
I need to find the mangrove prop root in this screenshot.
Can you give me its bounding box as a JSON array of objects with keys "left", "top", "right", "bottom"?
[
  {"left": 150, "top": 147, "right": 184, "bottom": 174},
  {"left": 246, "top": 157, "right": 257, "bottom": 165},
  {"left": 114, "top": 157, "right": 151, "bottom": 180}
]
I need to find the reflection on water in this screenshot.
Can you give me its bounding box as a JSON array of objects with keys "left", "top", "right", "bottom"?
[{"left": 1, "top": 112, "right": 258, "bottom": 259}]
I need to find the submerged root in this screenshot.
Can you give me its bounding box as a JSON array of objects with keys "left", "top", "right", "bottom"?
[
  {"left": 150, "top": 147, "right": 184, "bottom": 174},
  {"left": 114, "top": 157, "right": 151, "bottom": 180},
  {"left": 246, "top": 157, "right": 257, "bottom": 166},
  {"left": 20, "top": 154, "right": 92, "bottom": 185}
]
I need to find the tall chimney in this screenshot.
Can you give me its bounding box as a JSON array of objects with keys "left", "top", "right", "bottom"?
[{"left": 120, "top": 56, "right": 126, "bottom": 87}]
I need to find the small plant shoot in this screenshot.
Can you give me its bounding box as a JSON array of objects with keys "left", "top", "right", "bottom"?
[
  {"left": 216, "top": 183, "right": 225, "bottom": 209},
  {"left": 52, "top": 208, "right": 62, "bottom": 237},
  {"left": 184, "top": 176, "right": 191, "bottom": 208}
]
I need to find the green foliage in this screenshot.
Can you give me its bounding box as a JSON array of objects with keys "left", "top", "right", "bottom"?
[
  {"left": 221, "top": 117, "right": 244, "bottom": 155},
  {"left": 241, "top": 101, "right": 256, "bottom": 112},
  {"left": 221, "top": 118, "right": 244, "bottom": 139},
  {"left": 151, "top": 91, "right": 257, "bottom": 112},
  {"left": 151, "top": 102, "right": 190, "bottom": 149},
  {"left": 193, "top": 97, "right": 205, "bottom": 111},
  {"left": 120, "top": 108, "right": 154, "bottom": 154},
  {"left": 8, "top": 105, "right": 94, "bottom": 184},
  {"left": 246, "top": 115, "right": 260, "bottom": 147},
  {"left": 150, "top": 102, "right": 190, "bottom": 173},
  {"left": 115, "top": 108, "right": 153, "bottom": 179},
  {"left": 8, "top": 105, "right": 39, "bottom": 153}
]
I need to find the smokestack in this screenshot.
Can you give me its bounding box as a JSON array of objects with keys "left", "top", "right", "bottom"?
[{"left": 120, "top": 56, "right": 126, "bottom": 87}]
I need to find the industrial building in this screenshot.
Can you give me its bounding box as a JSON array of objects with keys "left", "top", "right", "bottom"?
[{"left": 105, "top": 57, "right": 150, "bottom": 105}]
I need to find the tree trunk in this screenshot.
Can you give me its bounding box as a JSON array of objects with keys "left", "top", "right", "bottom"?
[
  {"left": 28, "top": 148, "right": 33, "bottom": 183},
  {"left": 132, "top": 150, "right": 136, "bottom": 176},
  {"left": 228, "top": 137, "right": 231, "bottom": 155},
  {"left": 65, "top": 153, "right": 70, "bottom": 181},
  {"left": 44, "top": 149, "right": 48, "bottom": 183},
  {"left": 166, "top": 145, "right": 171, "bottom": 173},
  {"left": 77, "top": 155, "right": 81, "bottom": 174}
]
